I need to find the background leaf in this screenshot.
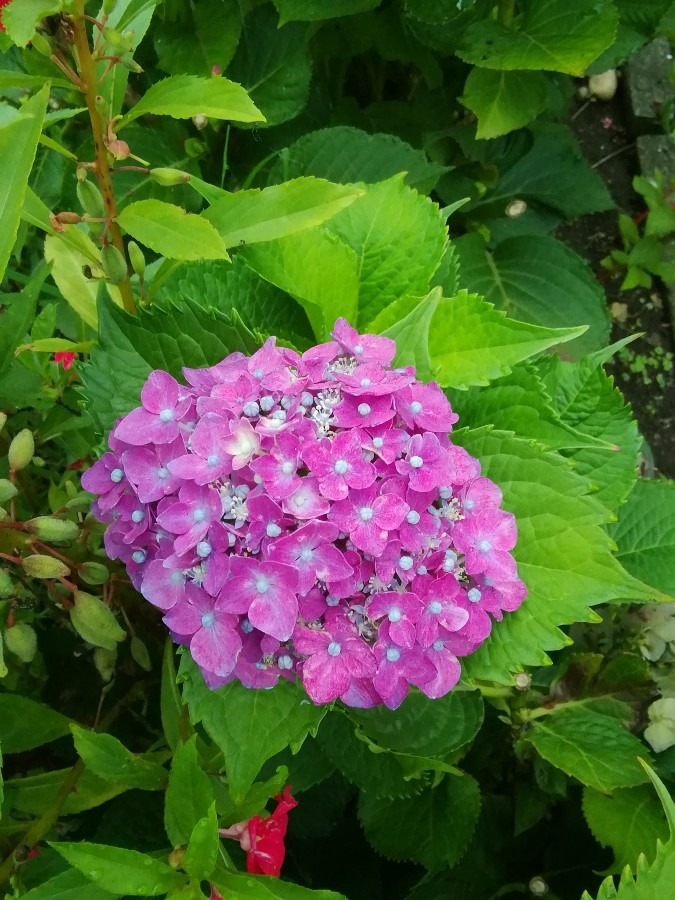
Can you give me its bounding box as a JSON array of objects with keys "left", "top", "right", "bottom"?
[
  {"left": 117, "top": 200, "right": 230, "bottom": 261},
  {"left": 462, "top": 69, "right": 549, "bottom": 139}
]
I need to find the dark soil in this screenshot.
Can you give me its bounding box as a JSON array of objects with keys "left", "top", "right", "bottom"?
[{"left": 557, "top": 85, "right": 675, "bottom": 479}]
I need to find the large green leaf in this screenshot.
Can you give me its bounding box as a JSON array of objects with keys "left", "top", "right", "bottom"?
[
  {"left": 117, "top": 200, "right": 230, "bottom": 261},
  {"left": 609, "top": 479, "right": 675, "bottom": 598},
  {"left": 1, "top": 0, "right": 60, "bottom": 46},
  {"left": 71, "top": 725, "right": 166, "bottom": 791},
  {"left": 523, "top": 706, "right": 649, "bottom": 793},
  {"left": 49, "top": 842, "right": 186, "bottom": 896},
  {"left": 212, "top": 871, "right": 347, "bottom": 899},
  {"left": 20, "top": 868, "right": 122, "bottom": 900},
  {"left": 458, "top": 0, "right": 618, "bottom": 75},
  {"left": 462, "top": 69, "right": 548, "bottom": 139},
  {"left": 326, "top": 175, "right": 447, "bottom": 328},
  {"left": 203, "top": 178, "right": 364, "bottom": 248},
  {"left": 44, "top": 233, "right": 106, "bottom": 330},
  {"left": 118, "top": 75, "right": 264, "bottom": 130},
  {"left": 272, "top": 0, "right": 381, "bottom": 22},
  {"left": 6, "top": 767, "right": 128, "bottom": 815},
  {"left": 164, "top": 735, "right": 214, "bottom": 848},
  {"left": 82, "top": 294, "right": 259, "bottom": 433},
  {"left": 181, "top": 660, "right": 325, "bottom": 804},
  {"left": 155, "top": 0, "right": 241, "bottom": 76},
  {"left": 454, "top": 234, "right": 610, "bottom": 358},
  {"left": 96, "top": 0, "right": 158, "bottom": 117},
  {"left": 542, "top": 356, "right": 642, "bottom": 513},
  {"left": 0, "top": 85, "right": 48, "bottom": 282},
  {"left": 358, "top": 774, "right": 481, "bottom": 870},
  {"left": 266, "top": 126, "right": 447, "bottom": 194},
  {"left": 452, "top": 429, "right": 659, "bottom": 683},
  {"left": 428, "top": 291, "right": 586, "bottom": 389},
  {"left": 583, "top": 785, "right": 668, "bottom": 873},
  {"left": 371, "top": 287, "right": 441, "bottom": 382},
  {"left": 447, "top": 365, "right": 617, "bottom": 452},
  {"left": 0, "top": 263, "right": 48, "bottom": 376},
  {"left": 183, "top": 802, "right": 219, "bottom": 881},
  {"left": 227, "top": 4, "right": 311, "bottom": 126},
  {"left": 239, "top": 229, "right": 359, "bottom": 339},
  {"left": 0, "top": 694, "right": 71, "bottom": 754}
]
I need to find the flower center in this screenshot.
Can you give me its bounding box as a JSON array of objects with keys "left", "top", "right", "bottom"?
[
  {"left": 256, "top": 576, "right": 270, "bottom": 594},
  {"left": 410, "top": 455, "right": 423, "bottom": 468},
  {"left": 327, "top": 641, "right": 341, "bottom": 657},
  {"left": 359, "top": 506, "right": 374, "bottom": 522},
  {"left": 399, "top": 556, "right": 414, "bottom": 571},
  {"left": 406, "top": 510, "right": 420, "bottom": 525},
  {"left": 360, "top": 378, "right": 371, "bottom": 387},
  {"left": 300, "top": 547, "right": 314, "bottom": 563},
  {"left": 201, "top": 612, "right": 215, "bottom": 628},
  {"left": 132, "top": 550, "right": 146, "bottom": 564},
  {"left": 372, "top": 437, "right": 383, "bottom": 449},
  {"left": 479, "top": 539, "right": 491, "bottom": 553},
  {"left": 171, "top": 571, "right": 183, "bottom": 585},
  {"left": 410, "top": 401, "right": 423, "bottom": 415},
  {"left": 278, "top": 654, "right": 293, "bottom": 670},
  {"left": 326, "top": 594, "right": 339, "bottom": 606},
  {"left": 159, "top": 408, "right": 173, "bottom": 423},
  {"left": 243, "top": 401, "right": 260, "bottom": 417},
  {"left": 131, "top": 509, "right": 144, "bottom": 523},
  {"left": 357, "top": 403, "right": 371, "bottom": 416},
  {"left": 428, "top": 600, "right": 442, "bottom": 614},
  {"left": 110, "top": 468, "right": 124, "bottom": 483},
  {"left": 281, "top": 460, "right": 294, "bottom": 475},
  {"left": 253, "top": 368, "right": 264, "bottom": 379},
  {"left": 241, "top": 618, "right": 253, "bottom": 633},
  {"left": 388, "top": 606, "right": 401, "bottom": 623},
  {"left": 464, "top": 499, "right": 475, "bottom": 510},
  {"left": 443, "top": 550, "right": 458, "bottom": 572},
  {"left": 266, "top": 522, "right": 281, "bottom": 538},
  {"left": 157, "top": 467, "right": 169, "bottom": 480},
  {"left": 433, "top": 639, "right": 444, "bottom": 651},
  {"left": 207, "top": 454, "right": 219, "bottom": 466},
  {"left": 353, "top": 344, "right": 364, "bottom": 355},
  {"left": 468, "top": 588, "right": 482, "bottom": 603},
  {"left": 193, "top": 508, "right": 207, "bottom": 523},
  {"left": 334, "top": 459, "right": 349, "bottom": 475},
  {"left": 197, "top": 541, "right": 212, "bottom": 558},
  {"left": 386, "top": 647, "right": 400, "bottom": 662}
]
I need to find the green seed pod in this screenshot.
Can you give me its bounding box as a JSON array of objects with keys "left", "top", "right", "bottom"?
[
  {"left": 101, "top": 244, "right": 128, "bottom": 285},
  {"left": 4, "top": 622, "right": 37, "bottom": 664},
  {"left": 8, "top": 429, "right": 34, "bottom": 472},
  {"left": 94, "top": 646, "right": 117, "bottom": 682},
  {"left": 149, "top": 167, "right": 190, "bottom": 187},
  {"left": 130, "top": 635, "right": 152, "bottom": 671},
  {"left": 127, "top": 240, "right": 146, "bottom": 277},
  {"left": 102, "top": 0, "right": 116, "bottom": 12},
  {"left": 71, "top": 591, "right": 126, "bottom": 651},
  {"left": 26, "top": 516, "right": 79, "bottom": 543},
  {"left": 0, "top": 479, "right": 18, "bottom": 504},
  {"left": 0, "top": 411, "right": 6, "bottom": 433},
  {"left": 103, "top": 26, "right": 125, "bottom": 48},
  {"left": 22, "top": 554, "right": 70, "bottom": 579},
  {"left": 119, "top": 52, "right": 143, "bottom": 73},
  {"left": 30, "top": 32, "right": 52, "bottom": 57},
  {"left": 32, "top": 456, "right": 46, "bottom": 468},
  {"left": 0, "top": 568, "right": 14, "bottom": 599},
  {"left": 94, "top": 94, "right": 110, "bottom": 119},
  {"left": 79, "top": 561, "right": 110, "bottom": 586},
  {"left": 184, "top": 138, "right": 205, "bottom": 158},
  {"left": 77, "top": 179, "right": 106, "bottom": 219}
]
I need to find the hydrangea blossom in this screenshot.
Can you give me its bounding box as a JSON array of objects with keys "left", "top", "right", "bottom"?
[{"left": 83, "top": 319, "right": 527, "bottom": 709}]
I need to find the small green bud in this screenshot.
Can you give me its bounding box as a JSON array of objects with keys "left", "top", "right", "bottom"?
[
  {"left": 0, "top": 412, "right": 6, "bottom": 433},
  {"left": 26, "top": 516, "right": 79, "bottom": 543},
  {"left": 119, "top": 53, "right": 143, "bottom": 73},
  {"left": 102, "top": 0, "right": 117, "bottom": 13},
  {"left": 101, "top": 244, "right": 128, "bottom": 285},
  {"left": 30, "top": 32, "right": 52, "bottom": 57},
  {"left": 79, "top": 561, "right": 110, "bottom": 586},
  {"left": 94, "top": 646, "right": 117, "bottom": 682},
  {"left": 8, "top": 429, "right": 34, "bottom": 472},
  {"left": 95, "top": 94, "right": 110, "bottom": 119},
  {"left": 32, "top": 456, "right": 46, "bottom": 468},
  {"left": 4, "top": 623, "right": 38, "bottom": 664},
  {"left": 130, "top": 635, "right": 152, "bottom": 671},
  {"left": 149, "top": 167, "right": 190, "bottom": 187},
  {"left": 0, "top": 479, "right": 18, "bottom": 504},
  {"left": 184, "top": 138, "right": 205, "bottom": 158},
  {"left": 65, "top": 492, "right": 94, "bottom": 513},
  {"left": 103, "top": 27, "right": 125, "bottom": 48},
  {"left": 77, "top": 179, "right": 106, "bottom": 219},
  {"left": 71, "top": 591, "right": 126, "bottom": 651},
  {"left": 22, "top": 554, "right": 70, "bottom": 579},
  {"left": 0, "top": 569, "right": 14, "bottom": 599},
  {"left": 128, "top": 240, "right": 145, "bottom": 277},
  {"left": 0, "top": 632, "right": 8, "bottom": 679}
]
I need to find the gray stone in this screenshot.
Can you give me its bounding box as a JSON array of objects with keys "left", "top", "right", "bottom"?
[
  {"left": 626, "top": 37, "right": 675, "bottom": 134},
  {"left": 637, "top": 135, "right": 675, "bottom": 178}
]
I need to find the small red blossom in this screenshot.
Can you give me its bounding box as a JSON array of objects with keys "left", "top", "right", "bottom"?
[
  {"left": 67, "top": 458, "right": 85, "bottom": 471},
  {"left": 54, "top": 351, "right": 77, "bottom": 370},
  {"left": 220, "top": 786, "right": 297, "bottom": 877},
  {"left": 0, "top": 0, "right": 9, "bottom": 33},
  {"left": 601, "top": 116, "right": 613, "bottom": 130}
]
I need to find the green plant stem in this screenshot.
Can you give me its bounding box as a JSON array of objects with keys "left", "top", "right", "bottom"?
[
  {"left": 498, "top": 0, "right": 516, "bottom": 27},
  {"left": 0, "top": 682, "right": 147, "bottom": 887},
  {"left": 71, "top": 3, "right": 136, "bottom": 316}
]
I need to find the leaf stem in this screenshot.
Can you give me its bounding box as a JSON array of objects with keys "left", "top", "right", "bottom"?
[
  {"left": 71, "top": 3, "right": 136, "bottom": 315},
  {"left": 498, "top": 0, "right": 516, "bottom": 27}
]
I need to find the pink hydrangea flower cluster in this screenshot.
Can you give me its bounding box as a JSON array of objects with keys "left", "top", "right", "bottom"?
[{"left": 83, "top": 319, "right": 526, "bottom": 709}]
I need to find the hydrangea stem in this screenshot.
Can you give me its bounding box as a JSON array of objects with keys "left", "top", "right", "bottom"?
[
  {"left": 498, "top": 0, "right": 516, "bottom": 27},
  {"left": 71, "top": 3, "right": 136, "bottom": 316}
]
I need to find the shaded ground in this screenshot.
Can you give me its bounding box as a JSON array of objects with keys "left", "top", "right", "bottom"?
[{"left": 557, "top": 85, "right": 675, "bottom": 478}]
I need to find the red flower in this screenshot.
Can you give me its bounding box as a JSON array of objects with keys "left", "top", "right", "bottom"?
[
  {"left": 54, "top": 351, "right": 77, "bottom": 370},
  {"left": 219, "top": 786, "right": 297, "bottom": 878},
  {"left": 0, "top": 0, "right": 10, "bottom": 33}
]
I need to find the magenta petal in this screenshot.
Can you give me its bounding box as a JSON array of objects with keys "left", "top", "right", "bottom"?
[
  {"left": 191, "top": 618, "right": 241, "bottom": 677},
  {"left": 141, "top": 370, "right": 179, "bottom": 414},
  {"left": 248, "top": 588, "right": 298, "bottom": 641},
  {"left": 301, "top": 653, "right": 349, "bottom": 705}
]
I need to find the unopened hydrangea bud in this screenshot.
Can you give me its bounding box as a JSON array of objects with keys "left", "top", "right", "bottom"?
[
  {"left": 71, "top": 591, "right": 126, "bottom": 651},
  {"left": 514, "top": 672, "right": 531, "bottom": 691},
  {"left": 192, "top": 114, "right": 208, "bottom": 131},
  {"left": 529, "top": 876, "right": 548, "bottom": 897},
  {"left": 4, "top": 622, "right": 38, "bottom": 664},
  {"left": 22, "top": 554, "right": 70, "bottom": 579},
  {"left": 149, "top": 167, "right": 191, "bottom": 186},
  {"left": 506, "top": 199, "right": 527, "bottom": 218},
  {"left": 94, "top": 646, "right": 117, "bottom": 682},
  {"left": 26, "top": 516, "right": 79, "bottom": 543},
  {"left": 128, "top": 241, "right": 145, "bottom": 278},
  {"left": 131, "top": 635, "right": 152, "bottom": 671},
  {"left": 0, "top": 568, "right": 13, "bottom": 599},
  {"left": 79, "top": 561, "right": 111, "bottom": 585},
  {"left": 101, "top": 244, "right": 129, "bottom": 285},
  {"left": 8, "top": 429, "right": 34, "bottom": 472},
  {"left": 0, "top": 479, "right": 18, "bottom": 504}
]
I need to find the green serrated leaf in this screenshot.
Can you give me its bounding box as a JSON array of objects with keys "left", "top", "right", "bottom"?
[
  {"left": 458, "top": 0, "right": 618, "bottom": 76},
  {"left": 155, "top": 0, "right": 241, "bottom": 76},
  {"left": 609, "top": 479, "right": 675, "bottom": 598},
  {"left": 183, "top": 801, "right": 219, "bottom": 880},
  {"left": 272, "top": 0, "right": 381, "bottom": 23},
  {"left": 454, "top": 234, "right": 610, "bottom": 358},
  {"left": 358, "top": 773, "right": 480, "bottom": 870},
  {"left": 266, "top": 126, "right": 447, "bottom": 195},
  {"left": 429, "top": 291, "right": 586, "bottom": 389},
  {"left": 0, "top": 263, "right": 49, "bottom": 375},
  {"left": 462, "top": 68, "right": 548, "bottom": 139},
  {"left": 0, "top": 693, "right": 71, "bottom": 754},
  {"left": 6, "top": 766, "right": 129, "bottom": 815},
  {"left": 1, "top": 0, "right": 61, "bottom": 47},
  {"left": 165, "top": 734, "right": 214, "bottom": 848},
  {"left": 19, "top": 867, "right": 122, "bottom": 900},
  {"left": 118, "top": 75, "right": 264, "bottom": 130},
  {"left": 49, "top": 842, "right": 186, "bottom": 896},
  {"left": 212, "top": 871, "right": 348, "bottom": 899},
  {"left": 203, "top": 178, "right": 364, "bottom": 247},
  {"left": 117, "top": 200, "right": 230, "bottom": 261},
  {"left": 71, "top": 724, "right": 166, "bottom": 791},
  {"left": 369, "top": 287, "right": 441, "bottom": 382},
  {"left": 524, "top": 706, "right": 650, "bottom": 793}
]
